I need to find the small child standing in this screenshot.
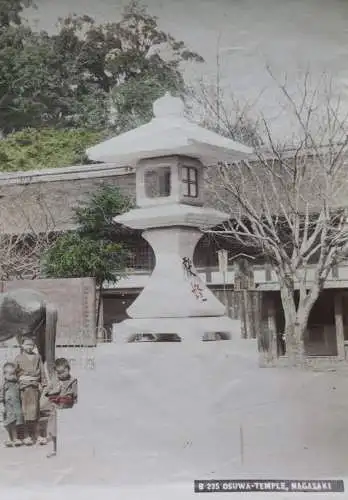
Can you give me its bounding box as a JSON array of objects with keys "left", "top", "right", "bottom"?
[
  {"left": 0, "top": 362, "right": 24, "bottom": 447},
  {"left": 44, "top": 358, "right": 78, "bottom": 458},
  {"left": 14, "top": 338, "right": 46, "bottom": 445}
]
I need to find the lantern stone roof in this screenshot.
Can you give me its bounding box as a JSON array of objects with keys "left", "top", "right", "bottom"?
[
  {"left": 114, "top": 203, "right": 230, "bottom": 230},
  {"left": 86, "top": 93, "right": 253, "bottom": 165}
]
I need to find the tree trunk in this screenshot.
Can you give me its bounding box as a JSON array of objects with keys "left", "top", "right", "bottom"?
[
  {"left": 281, "top": 286, "right": 318, "bottom": 367},
  {"left": 280, "top": 284, "right": 306, "bottom": 367},
  {"left": 258, "top": 294, "right": 278, "bottom": 367},
  {"left": 284, "top": 320, "right": 306, "bottom": 367},
  {"left": 96, "top": 284, "right": 102, "bottom": 331}
]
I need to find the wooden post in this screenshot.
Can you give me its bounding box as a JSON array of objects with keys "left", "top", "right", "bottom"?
[
  {"left": 258, "top": 294, "right": 277, "bottom": 367},
  {"left": 334, "top": 292, "right": 345, "bottom": 360},
  {"left": 96, "top": 288, "right": 104, "bottom": 342},
  {"left": 267, "top": 296, "right": 278, "bottom": 362},
  {"left": 226, "top": 288, "right": 232, "bottom": 319},
  {"left": 233, "top": 256, "right": 255, "bottom": 339},
  {"left": 239, "top": 290, "right": 247, "bottom": 339},
  {"left": 234, "top": 257, "right": 254, "bottom": 290},
  {"left": 243, "top": 289, "right": 254, "bottom": 339},
  {"left": 250, "top": 290, "right": 260, "bottom": 339}
]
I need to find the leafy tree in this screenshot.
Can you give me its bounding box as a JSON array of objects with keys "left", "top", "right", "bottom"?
[
  {"left": 74, "top": 185, "right": 134, "bottom": 239},
  {"left": 0, "top": 128, "right": 104, "bottom": 172},
  {"left": 42, "top": 186, "right": 132, "bottom": 327},
  {"left": 0, "top": 1, "right": 203, "bottom": 134},
  {"left": 0, "top": 0, "right": 34, "bottom": 27},
  {"left": 105, "top": 1, "right": 204, "bottom": 130},
  {"left": 0, "top": 26, "right": 110, "bottom": 133},
  {"left": 41, "top": 233, "right": 126, "bottom": 284},
  {"left": 55, "top": 2, "right": 203, "bottom": 93},
  {"left": 111, "top": 74, "right": 179, "bottom": 133}
]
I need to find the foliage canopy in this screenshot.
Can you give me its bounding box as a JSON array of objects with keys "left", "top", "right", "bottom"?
[
  {"left": 0, "top": 128, "right": 104, "bottom": 172},
  {"left": 0, "top": 1, "right": 203, "bottom": 134},
  {"left": 42, "top": 185, "right": 132, "bottom": 286}
]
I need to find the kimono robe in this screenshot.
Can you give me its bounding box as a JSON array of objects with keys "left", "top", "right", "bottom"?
[
  {"left": 41, "top": 376, "right": 78, "bottom": 438},
  {"left": 0, "top": 377, "right": 24, "bottom": 427},
  {"left": 14, "top": 353, "right": 46, "bottom": 421}
]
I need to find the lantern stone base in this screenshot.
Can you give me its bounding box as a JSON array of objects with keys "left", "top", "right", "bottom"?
[
  {"left": 113, "top": 316, "right": 241, "bottom": 343},
  {"left": 114, "top": 226, "right": 239, "bottom": 343}
]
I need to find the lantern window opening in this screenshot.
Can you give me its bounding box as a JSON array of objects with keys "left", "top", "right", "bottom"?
[
  {"left": 144, "top": 167, "right": 171, "bottom": 198},
  {"left": 182, "top": 166, "right": 198, "bottom": 198}
]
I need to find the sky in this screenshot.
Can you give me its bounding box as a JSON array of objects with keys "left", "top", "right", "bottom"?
[{"left": 27, "top": 0, "right": 348, "bottom": 139}]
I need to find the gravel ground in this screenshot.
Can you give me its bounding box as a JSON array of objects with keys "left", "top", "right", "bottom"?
[{"left": 0, "top": 340, "right": 347, "bottom": 497}]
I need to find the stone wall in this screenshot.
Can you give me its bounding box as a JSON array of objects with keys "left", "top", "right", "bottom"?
[
  {"left": 1, "top": 153, "right": 348, "bottom": 235},
  {"left": 0, "top": 163, "right": 237, "bottom": 234},
  {"left": 0, "top": 165, "right": 136, "bottom": 234},
  {"left": 2, "top": 277, "right": 96, "bottom": 346}
]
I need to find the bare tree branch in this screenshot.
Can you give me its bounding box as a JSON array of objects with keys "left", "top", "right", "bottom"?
[
  {"left": 200, "top": 70, "right": 348, "bottom": 363},
  {"left": 0, "top": 186, "right": 57, "bottom": 280}
]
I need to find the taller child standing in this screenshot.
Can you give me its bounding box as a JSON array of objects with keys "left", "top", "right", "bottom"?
[{"left": 14, "top": 338, "right": 46, "bottom": 445}]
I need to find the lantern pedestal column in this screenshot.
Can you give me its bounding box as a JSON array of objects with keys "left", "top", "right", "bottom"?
[{"left": 127, "top": 226, "right": 225, "bottom": 319}]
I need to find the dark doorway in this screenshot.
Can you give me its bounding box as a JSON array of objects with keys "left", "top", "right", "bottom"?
[
  {"left": 103, "top": 291, "right": 139, "bottom": 341},
  {"left": 306, "top": 290, "right": 337, "bottom": 356},
  {"left": 266, "top": 290, "right": 337, "bottom": 357}
]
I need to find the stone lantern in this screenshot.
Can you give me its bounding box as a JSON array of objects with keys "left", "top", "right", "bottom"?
[{"left": 87, "top": 93, "right": 253, "bottom": 341}]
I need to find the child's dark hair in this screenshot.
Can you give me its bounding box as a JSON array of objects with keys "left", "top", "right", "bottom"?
[
  {"left": 3, "top": 362, "right": 15, "bottom": 372},
  {"left": 54, "top": 358, "right": 70, "bottom": 370},
  {"left": 22, "top": 337, "right": 35, "bottom": 343}
]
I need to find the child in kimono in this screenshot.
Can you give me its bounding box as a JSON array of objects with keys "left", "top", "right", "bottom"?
[
  {"left": 44, "top": 357, "right": 78, "bottom": 458},
  {"left": 14, "top": 337, "right": 46, "bottom": 445},
  {"left": 0, "top": 362, "right": 24, "bottom": 447}
]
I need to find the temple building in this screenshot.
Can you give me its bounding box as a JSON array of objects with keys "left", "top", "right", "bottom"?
[{"left": 0, "top": 96, "right": 348, "bottom": 361}]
